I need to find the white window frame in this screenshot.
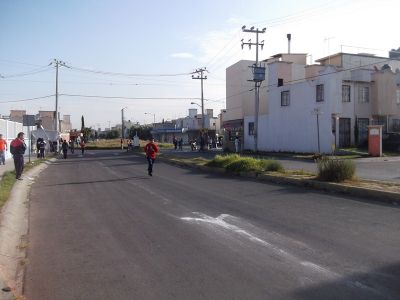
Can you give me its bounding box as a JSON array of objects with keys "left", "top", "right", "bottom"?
[
  {"left": 396, "top": 90, "right": 400, "bottom": 105},
  {"left": 281, "top": 90, "right": 290, "bottom": 106},
  {"left": 342, "top": 85, "right": 351, "bottom": 102},
  {"left": 358, "top": 86, "right": 370, "bottom": 103},
  {"left": 316, "top": 84, "right": 324, "bottom": 102}
]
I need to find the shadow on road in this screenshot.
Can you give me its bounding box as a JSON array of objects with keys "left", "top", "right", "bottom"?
[
  {"left": 44, "top": 176, "right": 149, "bottom": 187},
  {"left": 291, "top": 262, "right": 400, "bottom": 300}
]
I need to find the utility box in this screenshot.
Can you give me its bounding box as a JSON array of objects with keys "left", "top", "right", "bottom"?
[
  {"left": 368, "top": 125, "right": 383, "bottom": 157},
  {"left": 253, "top": 66, "right": 266, "bottom": 82}
]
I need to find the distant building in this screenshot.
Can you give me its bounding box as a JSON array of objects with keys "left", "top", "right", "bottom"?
[
  {"left": 36, "top": 111, "right": 56, "bottom": 131},
  {"left": 60, "top": 114, "right": 72, "bottom": 132},
  {"left": 389, "top": 47, "right": 400, "bottom": 59},
  {"left": 9, "top": 110, "right": 26, "bottom": 123}
]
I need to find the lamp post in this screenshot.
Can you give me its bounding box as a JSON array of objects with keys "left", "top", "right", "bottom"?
[{"left": 191, "top": 102, "right": 204, "bottom": 128}]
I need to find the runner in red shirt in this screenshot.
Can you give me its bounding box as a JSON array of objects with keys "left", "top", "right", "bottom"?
[{"left": 144, "top": 137, "right": 159, "bottom": 176}]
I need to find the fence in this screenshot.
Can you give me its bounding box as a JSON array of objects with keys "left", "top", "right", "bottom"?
[{"left": 0, "top": 119, "right": 34, "bottom": 160}]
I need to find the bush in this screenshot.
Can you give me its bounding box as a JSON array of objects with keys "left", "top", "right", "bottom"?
[
  {"left": 206, "top": 154, "right": 284, "bottom": 173},
  {"left": 263, "top": 159, "right": 284, "bottom": 172},
  {"left": 226, "top": 157, "right": 284, "bottom": 173},
  {"left": 205, "top": 154, "right": 241, "bottom": 168},
  {"left": 225, "top": 157, "right": 264, "bottom": 173},
  {"left": 317, "top": 156, "right": 355, "bottom": 182}
]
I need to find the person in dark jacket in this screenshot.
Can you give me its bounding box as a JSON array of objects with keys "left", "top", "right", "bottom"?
[
  {"left": 10, "top": 132, "right": 26, "bottom": 180},
  {"left": 62, "top": 140, "right": 69, "bottom": 159},
  {"left": 144, "top": 137, "right": 159, "bottom": 176}
]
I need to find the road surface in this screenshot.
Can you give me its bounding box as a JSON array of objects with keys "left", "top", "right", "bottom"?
[{"left": 24, "top": 150, "right": 400, "bottom": 299}]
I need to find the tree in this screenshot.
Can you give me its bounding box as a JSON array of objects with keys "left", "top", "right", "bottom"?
[{"left": 81, "top": 116, "right": 85, "bottom": 131}]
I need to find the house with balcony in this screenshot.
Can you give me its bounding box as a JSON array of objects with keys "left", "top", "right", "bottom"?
[{"left": 224, "top": 50, "right": 400, "bottom": 153}]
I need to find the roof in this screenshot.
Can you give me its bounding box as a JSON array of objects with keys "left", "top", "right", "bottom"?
[{"left": 316, "top": 52, "right": 388, "bottom": 63}]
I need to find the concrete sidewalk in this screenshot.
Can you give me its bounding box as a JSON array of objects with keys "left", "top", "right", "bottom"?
[{"left": 0, "top": 158, "right": 51, "bottom": 299}]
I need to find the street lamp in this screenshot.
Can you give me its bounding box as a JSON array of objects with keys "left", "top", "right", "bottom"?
[
  {"left": 190, "top": 102, "right": 202, "bottom": 108},
  {"left": 145, "top": 112, "right": 155, "bottom": 125}
]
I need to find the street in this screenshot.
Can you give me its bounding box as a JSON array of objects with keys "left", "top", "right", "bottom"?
[{"left": 24, "top": 150, "right": 400, "bottom": 299}]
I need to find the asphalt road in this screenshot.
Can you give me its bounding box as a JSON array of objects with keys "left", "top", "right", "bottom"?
[{"left": 24, "top": 150, "right": 400, "bottom": 300}]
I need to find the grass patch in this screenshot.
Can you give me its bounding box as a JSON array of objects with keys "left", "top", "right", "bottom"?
[
  {"left": 0, "top": 159, "right": 46, "bottom": 209},
  {"left": 205, "top": 154, "right": 241, "bottom": 168},
  {"left": 85, "top": 139, "right": 174, "bottom": 150},
  {"left": 317, "top": 156, "right": 355, "bottom": 182},
  {"left": 206, "top": 154, "right": 283, "bottom": 173},
  {"left": 0, "top": 171, "right": 16, "bottom": 209}
]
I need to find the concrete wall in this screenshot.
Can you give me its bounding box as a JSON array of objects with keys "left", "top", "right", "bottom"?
[
  {"left": 0, "top": 119, "right": 33, "bottom": 160},
  {"left": 225, "top": 60, "right": 254, "bottom": 121}
]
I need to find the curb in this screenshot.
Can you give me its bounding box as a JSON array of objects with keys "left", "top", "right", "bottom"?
[
  {"left": 0, "top": 158, "right": 54, "bottom": 300},
  {"left": 158, "top": 157, "right": 400, "bottom": 206}
]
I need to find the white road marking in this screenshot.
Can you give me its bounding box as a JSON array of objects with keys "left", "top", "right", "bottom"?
[{"left": 181, "top": 212, "right": 384, "bottom": 296}]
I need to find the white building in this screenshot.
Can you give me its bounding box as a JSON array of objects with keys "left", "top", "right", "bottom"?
[{"left": 225, "top": 51, "right": 400, "bottom": 153}]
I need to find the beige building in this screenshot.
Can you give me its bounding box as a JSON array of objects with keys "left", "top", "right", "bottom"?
[{"left": 9, "top": 110, "right": 26, "bottom": 123}]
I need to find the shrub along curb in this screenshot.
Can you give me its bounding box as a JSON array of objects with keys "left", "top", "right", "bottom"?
[{"left": 157, "top": 156, "right": 400, "bottom": 206}]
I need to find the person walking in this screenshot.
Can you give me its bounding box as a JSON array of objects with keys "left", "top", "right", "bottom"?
[
  {"left": 69, "top": 139, "right": 75, "bottom": 154},
  {"left": 62, "top": 140, "right": 69, "bottom": 159},
  {"left": 36, "top": 138, "right": 46, "bottom": 158},
  {"left": 144, "top": 137, "right": 159, "bottom": 176},
  {"left": 178, "top": 138, "right": 183, "bottom": 150},
  {"left": 80, "top": 139, "right": 86, "bottom": 155},
  {"left": 0, "top": 134, "right": 7, "bottom": 165},
  {"left": 234, "top": 136, "right": 240, "bottom": 153},
  {"left": 10, "top": 132, "right": 26, "bottom": 180}
]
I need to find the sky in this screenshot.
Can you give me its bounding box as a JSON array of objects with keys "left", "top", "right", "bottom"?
[{"left": 0, "top": 0, "right": 399, "bottom": 129}]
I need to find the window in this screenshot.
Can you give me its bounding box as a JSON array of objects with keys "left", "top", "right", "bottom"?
[
  {"left": 316, "top": 84, "right": 324, "bottom": 102},
  {"left": 396, "top": 90, "right": 400, "bottom": 105},
  {"left": 358, "top": 86, "right": 369, "bottom": 103},
  {"left": 281, "top": 90, "right": 290, "bottom": 106},
  {"left": 248, "top": 122, "right": 255, "bottom": 136},
  {"left": 392, "top": 119, "right": 400, "bottom": 132},
  {"left": 342, "top": 85, "right": 351, "bottom": 102}
]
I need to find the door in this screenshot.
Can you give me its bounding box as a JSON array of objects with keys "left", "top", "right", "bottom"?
[{"left": 339, "top": 118, "right": 351, "bottom": 147}]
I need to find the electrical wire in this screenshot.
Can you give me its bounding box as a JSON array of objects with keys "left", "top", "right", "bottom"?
[
  {"left": 60, "top": 94, "right": 203, "bottom": 101},
  {"left": 63, "top": 64, "right": 193, "bottom": 77},
  {"left": 0, "top": 66, "right": 52, "bottom": 79},
  {"left": 0, "top": 94, "right": 55, "bottom": 103}
]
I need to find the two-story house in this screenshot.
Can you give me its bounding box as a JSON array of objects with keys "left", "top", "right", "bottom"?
[{"left": 224, "top": 51, "right": 400, "bottom": 153}]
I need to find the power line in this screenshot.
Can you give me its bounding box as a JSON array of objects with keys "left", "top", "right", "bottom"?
[
  {"left": 0, "top": 94, "right": 55, "bottom": 103},
  {"left": 63, "top": 64, "right": 193, "bottom": 77},
  {"left": 0, "top": 66, "right": 52, "bottom": 79},
  {"left": 60, "top": 94, "right": 203, "bottom": 101}
]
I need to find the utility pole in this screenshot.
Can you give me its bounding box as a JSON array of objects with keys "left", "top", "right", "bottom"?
[
  {"left": 121, "top": 107, "right": 127, "bottom": 139},
  {"left": 241, "top": 26, "right": 266, "bottom": 152},
  {"left": 52, "top": 59, "right": 65, "bottom": 153},
  {"left": 192, "top": 68, "right": 208, "bottom": 150}
]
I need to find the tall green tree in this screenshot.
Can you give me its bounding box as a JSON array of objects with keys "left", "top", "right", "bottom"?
[{"left": 81, "top": 115, "right": 85, "bottom": 131}]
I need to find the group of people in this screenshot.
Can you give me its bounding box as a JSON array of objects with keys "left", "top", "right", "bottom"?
[
  {"left": 61, "top": 139, "right": 85, "bottom": 159},
  {"left": 172, "top": 137, "right": 183, "bottom": 150},
  {"left": 1, "top": 131, "right": 161, "bottom": 180}
]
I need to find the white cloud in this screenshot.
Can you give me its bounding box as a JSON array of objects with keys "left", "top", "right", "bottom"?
[{"left": 170, "top": 52, "right": 194, "bottom": 59}]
